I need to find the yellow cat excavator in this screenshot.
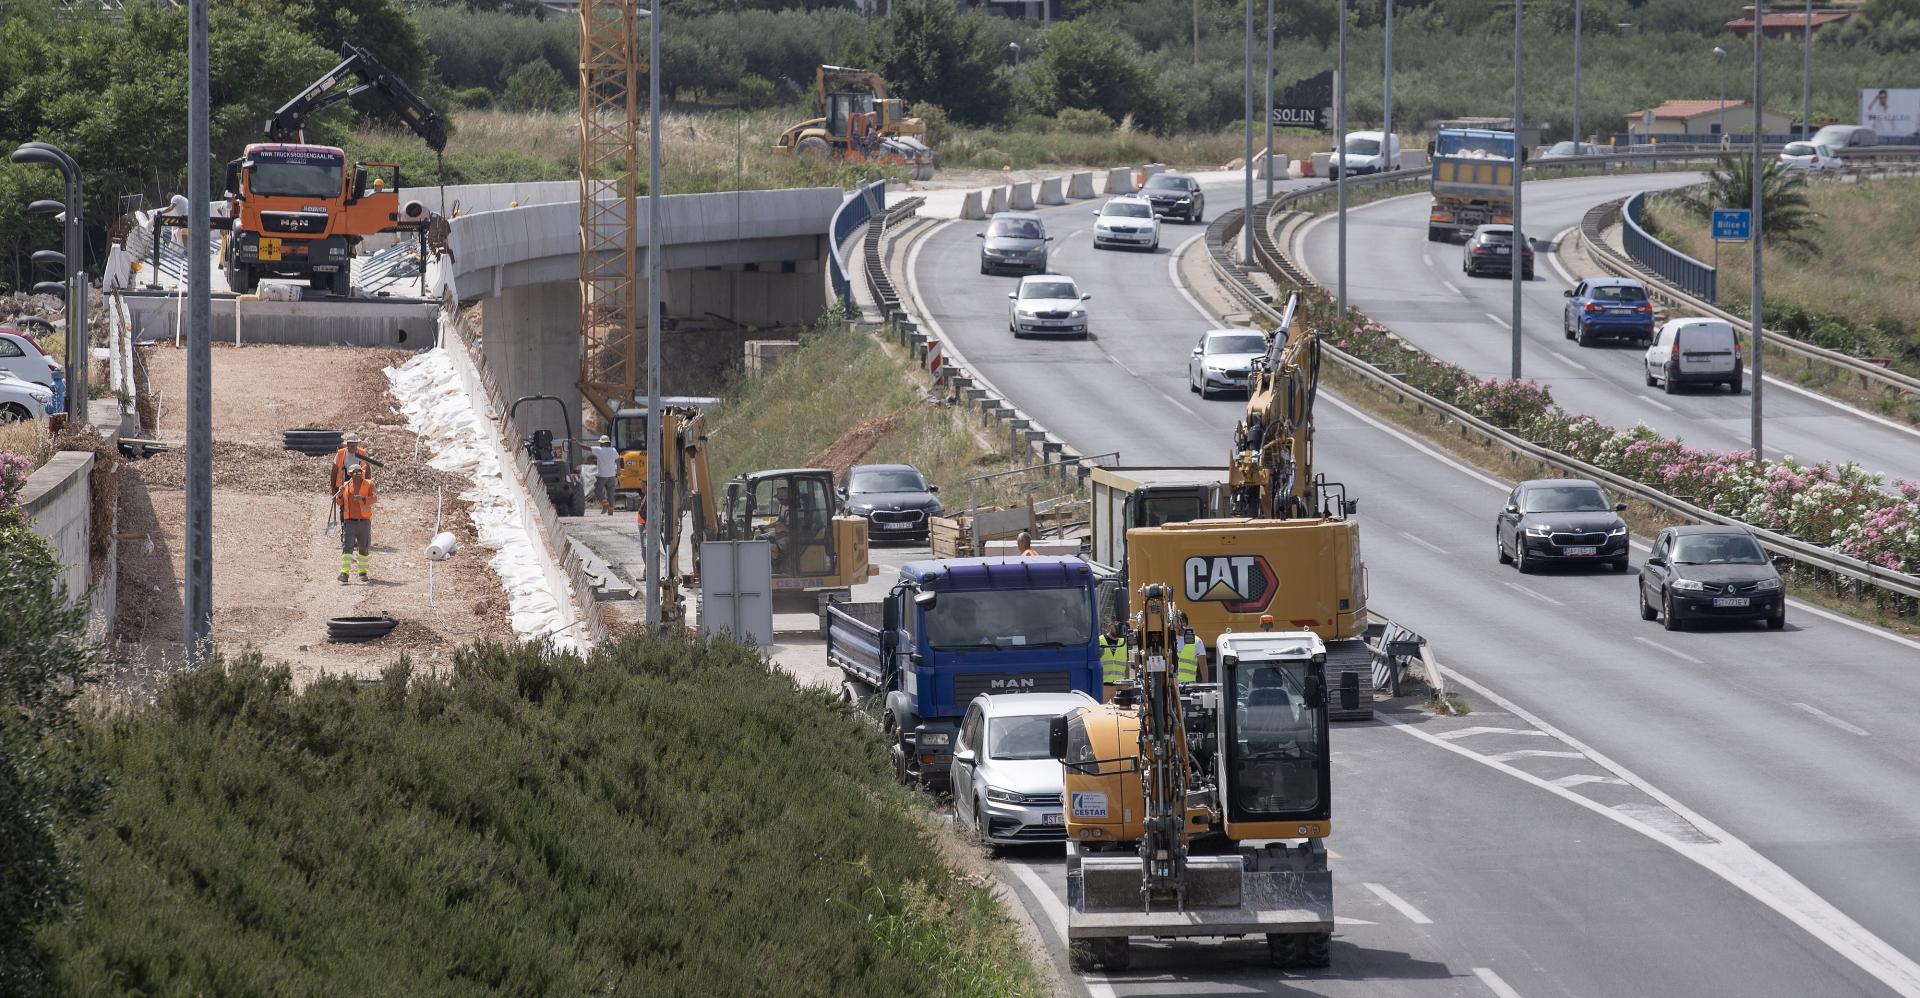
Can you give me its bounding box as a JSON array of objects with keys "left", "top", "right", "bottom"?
[{"left": 1051, "top": 582, "right": 1333, "bottom": 970}]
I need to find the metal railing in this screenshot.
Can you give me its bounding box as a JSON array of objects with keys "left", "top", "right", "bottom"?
[
  {"left": 1205, "top": 164, "right": 1920, "bottom": 608},
  {"left": 1580, "top": 198, "right": 1920, "bottom": 403},
  {"left": 828, "top": 180, "right": 885, "bottom": 313},
  {"left": 1621, "top": 190, "right": 1716, "bottom": 302}
]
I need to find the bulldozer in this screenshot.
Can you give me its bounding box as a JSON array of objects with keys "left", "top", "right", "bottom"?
[
  {"left": 774, "top": 65, "right": 937, "bottom": 181},
  {"left": 1051, "top": 583, "right": 1334, "bottom": 970},
  {"left": 624, "top": 401, "right": 877, "bottom": 625}
]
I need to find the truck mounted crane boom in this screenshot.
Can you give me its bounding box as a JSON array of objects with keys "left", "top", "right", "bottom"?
[{"left": 266, "top": 43, "right": 449, "bottom": 153}]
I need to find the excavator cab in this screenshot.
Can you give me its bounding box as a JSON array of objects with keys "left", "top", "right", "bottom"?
[{"left": 723, "top": 469, "right": 839, "bottom": 578}]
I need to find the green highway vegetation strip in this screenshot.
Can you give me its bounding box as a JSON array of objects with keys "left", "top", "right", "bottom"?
[{"left": 30, "top": 641, "right": 1049, "bottom": 995}]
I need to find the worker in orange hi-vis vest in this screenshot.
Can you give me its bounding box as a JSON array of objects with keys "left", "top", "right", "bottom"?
[
  {"left": 337, "top": 464, "right": 378, "bottom": 584},
  {"left": 331, "top": 431, "right": 384, "bottom": 493}
]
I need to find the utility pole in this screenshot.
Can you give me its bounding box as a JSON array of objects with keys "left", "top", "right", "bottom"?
[
  {"left": 1383, "top": 0, "right": 1392, "bottom": 164},
  {"left": 1193, "top": 0, "right": 1200, "bottom": 66},
  {"left": 187, "top": 0, "right": 213, "bottom": 658},
  {"left": 1263, "top": 0, "right": 1275, "bottom": 198},
  {"left": 1715, "top": 46, "right": 1727, "bottom": 138},
  {"left": 1242, "top": 0, "right": 1254, "bottom": 264},
  {"left": 1751, "top": 2, "right": 1765, "bottom": 457},
  {"left": 1801, "top": 0, "right": 1813, "bottom": 137},
  {"left": 1335, "top": 0, "right": 1347, "bottom": 315},
  {"left": 1510, "top": 0, "right": 1523, "bottom": 379},
  {"left": 644, "top": 1, "right": 664, "bottom": 628},
  {"left": 1571, "top": 0, "right": 1581, "bottom": 144}
]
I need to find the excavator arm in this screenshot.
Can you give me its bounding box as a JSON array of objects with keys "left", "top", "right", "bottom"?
[
  {"left": 815, "top": 64, "right": 891, "bottom": 101},
  {"left": 266, "top": 42, "right": 449, "bottom": 153},
  {"left": 1230, "top": 292, "right": 1323, "bottom": 519},
  {"left": 1132, "top": 583, "right": 1193, "bottom": 904}
]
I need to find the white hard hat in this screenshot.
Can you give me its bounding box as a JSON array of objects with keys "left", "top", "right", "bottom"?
[
  {"left": 343, "top": 431, "right": 359, "bottom": 443},
  {"left": 598, "top": 434, "right": 611, "bottom": 444}
]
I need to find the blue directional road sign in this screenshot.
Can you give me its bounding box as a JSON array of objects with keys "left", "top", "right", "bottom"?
[{"left": 1711, "top": 208, "right": 1752, "bottom": 241}]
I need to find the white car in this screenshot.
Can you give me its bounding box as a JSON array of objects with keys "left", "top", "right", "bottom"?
[
  {"left": 1778, "top": 141, "right": 1841, "bottom": 172},
  {"left": 1645, "top": 318, "right": 1743, "bottom": 395},
  {"left": 1091, "top": 196, "right": 1159, "bottom": 251},
  {"left": 1007, "top": 275, "right": 1091, "bottom": 338},
  {"left": 1188, "top": 328, "right": 1267, "bottom": 399},
  {"left": 949, "top": 691, "right": 1098, "bottom": 846},
  {"left": 0, "top": 329, "right": 61, "bottom": 394},
  {"left": 0, "top": 370, "right": 54, "bottom": 422}
]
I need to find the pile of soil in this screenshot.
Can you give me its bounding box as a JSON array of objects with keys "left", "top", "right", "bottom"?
[{"left": 807, "top": 405, "right": 912, "bottom": 479}]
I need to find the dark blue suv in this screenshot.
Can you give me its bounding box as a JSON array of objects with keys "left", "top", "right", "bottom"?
[{"left": 1562, "top": 277, "right": 1655, "bottom": 346}]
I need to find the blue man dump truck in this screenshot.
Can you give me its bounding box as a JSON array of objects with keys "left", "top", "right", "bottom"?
[
  {"left": 825, "top": 556, "right": 1106, "bottom": 791},
  {"left": 1427, "top": 127, "right": 1519, "bottom": 243}
]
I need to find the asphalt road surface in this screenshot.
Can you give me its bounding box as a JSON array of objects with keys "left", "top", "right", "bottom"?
[
  {"left": 908, "top": 172, "right": 1920, "bottom": 998},
  {"left": 1296, "top": 173, "right": 1920, "bottom": 486}
]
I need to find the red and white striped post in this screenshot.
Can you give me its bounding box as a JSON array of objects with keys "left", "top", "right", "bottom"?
[{"left": 928, "top": 338, "right": 945, "bottom": 386}]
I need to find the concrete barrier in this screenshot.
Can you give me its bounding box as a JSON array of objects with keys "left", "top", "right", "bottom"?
[
  {"left": 1105, "top": 167, "right": 1137, "bottom": 194},
  {"left": 1009, "top": 181, "right": 1036, "bottom": 211},
  {"left": 1140, "top": 163, "right": 1168, "bottom": 182},
  {"left": 1038, "top": 176, "right": 1066, "bottom": 205},
  {"left": 21, "top": 451, "right": 115, "bottom": 637},
  {"left": 1308, "top": 152, "right": 1332, "bottom": 177},
  {"left": 1068, "top": 171, "right": 1097, "bottom": 198},
  {"left": 1399, "top": 151, "right": 1428, "bottom": 170},
  {"left": 987, "top": 186, "right": 1010, "bottom": 214},
  {"left": 959, "top": 189, "right": 986, "bottom": 220}
]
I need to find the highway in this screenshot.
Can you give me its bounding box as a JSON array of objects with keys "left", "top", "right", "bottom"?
[
  {"left": 1294, "top": 174, "right": 1920, "bottom": 485},
  {"left": 907, "top": 174, "right": 1920, "bottom": 997}
]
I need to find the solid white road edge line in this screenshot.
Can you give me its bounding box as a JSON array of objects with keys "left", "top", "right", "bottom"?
[
  {"left": 1006, "top": 861, "right": 1119, "bottom": 998},
  {"left": 1392, "top": 666, "right": 1920, "bottom": 997},
  {"left": 1363, "top": 882, "right": 1435, "bottom": 925},
  {"left": 1473, "top": 966, "right": 1527, "bottom": 998}
]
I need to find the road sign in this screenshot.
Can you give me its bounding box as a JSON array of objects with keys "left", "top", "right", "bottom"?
[{"left": 1711, "top": 208, "right": 1751, "bottom": 241}]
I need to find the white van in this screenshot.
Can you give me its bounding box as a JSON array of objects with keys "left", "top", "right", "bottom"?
[
  {"left": 1330, "top": 131, "right": 1402, "bottom": 178},
  {"left": 1644, "top": 318, "right": 1742, "bottom": 394}
]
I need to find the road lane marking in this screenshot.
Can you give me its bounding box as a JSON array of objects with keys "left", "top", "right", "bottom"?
[
  {"left": 1503, "top": 581, "right": 1562, "bottom": 606},
  {"left": 1391, "top": 666, "right": 1920, "bottom": 997},
  {"left": 1474, "top": 967, "right": 1526, "bottom": 998},
  {"left": 1158, "top": 391, "right": 1197, "bottom": 416},
  {"left": 1547, "top": 224, "right": 1582, "bottom": 287},
  {"left": 1641, "top": 394, "right": 1676, "bottom": 412},
  {"left": 1363, "top": 883, "right": 1434, "bottom": 924},
  {"left": 1763, "top": 372, "right": 1920, "bottom": 441},
  {"left": 1423, "top": 253, "right": 1434, "bottom": 267},
  {"left": 1485, "top": 749, "right": 1587, "bottom": 763},
  {"left": 1441, "top": 279, "right": 1466, "bottom": 297},
  {"left": 1632, "top": 635, "right": 1703, "bottom": 665},
  {"left": 1550, "top": 350, "right": 1590, "bottom": 371},
  {"left": 1437, "top": 726, "right": 1549, "bottom": 740},
  {"left": 1485, "top": 312, "right": 1510, "bottom": 328},
  {"left": 1397, "top": 529, "right": 1447, "bottom": 555},
  {"left": 1794, "top": 702, "right": 1870, "bottom": 737},
  {"left": 1551, "top": 773, "right": 1631, "bottom": 789}
]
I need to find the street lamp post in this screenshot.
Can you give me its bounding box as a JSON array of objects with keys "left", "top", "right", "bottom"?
[
  {"left": 1571, "top": 0, "right": 1581, "bottom": 145},
  {"left": 1242, "top": 0, "right": 1254, "bottom": 264},
  {"left": 10, "top": 143, "right": 86, "bottom": 420},
  {"left": 1751, "top": 3, "right": 1766, "bottom": 457},
  {"left": 1335, "top": 0, "right": 1347, "bottom": 316},
  {"left": 1801, "top": 0, "right": 1813, "bottom": 138},
  {"left": 1510, "top": 0, "right": 1523, "bottom": 379},
  {"left": 1383, "top": 0, "right": 1393, "bottom": 166},
  {"left": 1714, "top": 46, "right": 1728, "bottom": 140},
  {"left": 1263, "top": 0, "right": 1275, "bottom": 198},
  {"left": 1009, "top": 43, "right": 1021, "bottom": 121},
  {"left": 645, "top": 1, "right": 664, "bottom": 628}
]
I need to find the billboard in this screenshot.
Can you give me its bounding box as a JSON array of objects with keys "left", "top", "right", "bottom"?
[
  {"left": 1272, "top": 69, "right": 1334, "bottom": 132},
  {"left": 1861, "top": 88, "right": 1920, "bottom": 139}
]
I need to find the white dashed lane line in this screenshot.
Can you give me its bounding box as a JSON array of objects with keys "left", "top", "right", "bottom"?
[
  {"left": 1363, "top": 882, "right": 1434, "bottom": 925},
  {"left": 1793, "top": 701, "right": 1870, "bottom": 737},
  {"left": 1632, "top": 635, "right": 1703, "bottom": 665},
  {"left": 1474, "top": 966, "right": 1526, "bottom": 998}
]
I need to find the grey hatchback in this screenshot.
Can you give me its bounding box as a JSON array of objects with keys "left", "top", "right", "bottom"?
[
  {"left": 1638, "top": 525, "right": 1788, "bottom": 631},
  {"left": 977, "top": 213, "right": 1052, "bottom": 275}
]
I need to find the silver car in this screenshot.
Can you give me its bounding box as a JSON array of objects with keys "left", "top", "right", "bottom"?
[
  {"left": 1007, "top": 275, "right": 1090, "bottom": 338},
  {"left": 977, "top": 212, "right": 1051, "bottom": 275},
  {"left": 1188, "top": 328, "right": 1266, "bottom": 399},
  {"left": 950, "top": 691, "right": 1098, "bottom": 846}
]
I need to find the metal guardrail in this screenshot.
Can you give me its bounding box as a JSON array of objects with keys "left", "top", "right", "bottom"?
[
  {"left": 1206, "top": 163, "right": 1920, "bottom": 606},
  {"left": 1580, "top": 197, "right": 1920, "bottom": 402},
  {"left": 829, "top": 180, "right": 885, "bottom": 313},
  {"left": 1621, "top": 191, "right": 1716, "bottom": 302}
]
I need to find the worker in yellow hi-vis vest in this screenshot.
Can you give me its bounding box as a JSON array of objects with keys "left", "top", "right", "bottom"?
[
  {"left": 1098, "top": 619, "right": 1129, "bottom": 702},
  {"left": 1173, "top": 615, "right": 1207, "bottom": 683}
]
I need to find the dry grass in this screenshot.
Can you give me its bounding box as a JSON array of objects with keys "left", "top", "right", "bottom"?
[
  {"left": 937, "top": 123, "right": 1330, "bottom": 172},
  {"left": 1648, "top": 177, "right": 1920, "bottom": 365},
  {"left": 0, "top": 419, "right": 55, "bottom": 472}
]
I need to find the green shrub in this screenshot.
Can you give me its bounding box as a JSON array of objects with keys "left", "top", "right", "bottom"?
[
  {"left": 40, "top": 637, "right": 1046, "bottom": 996},
  {"left": 500, "top": 60, "right": 569, "bottom": 113},
  {"left": 453, "top": 86, "right": 494, "bottom": 110},
  {"left": 737, "top": 74, "right": 777, "bottom": 110},
  {"left": 1053, "top": 107, "right": 1115, "bottom": 134}
]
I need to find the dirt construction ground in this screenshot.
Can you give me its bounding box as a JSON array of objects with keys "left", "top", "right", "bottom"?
[{"left": 117, "top": 342, "right": 513, "bottom": 687}]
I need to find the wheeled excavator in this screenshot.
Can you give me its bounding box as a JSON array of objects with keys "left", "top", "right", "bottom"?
[{"left": 1050, "top": 582, "right": 1334, "bottom": 970}]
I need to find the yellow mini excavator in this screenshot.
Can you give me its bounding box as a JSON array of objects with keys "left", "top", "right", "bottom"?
[{"left": 1050, "top": 582, "right": 1334, "bottom": 970}]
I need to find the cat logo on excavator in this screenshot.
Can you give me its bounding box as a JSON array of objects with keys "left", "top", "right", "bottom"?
[{"left": 1182, "top": 555, "right": 1277, "bottom": 613}]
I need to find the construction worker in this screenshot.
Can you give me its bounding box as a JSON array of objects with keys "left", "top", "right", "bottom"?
[
  {"left": 1259, "top": 613, "right": 1275, "bottom": 632},
  {"left": 331, "top": 431, "right": 375, "bottom": 493},
  {"left": 1174, "top": 616, "right": 1207, "bottom": 683},
  {"left": 1098, "top": 620, "right": 1129, "bottom": 701},
  {"left": 1016, "top": 529, "right": 1037, "bottom": 556},
  {"left": 580, "top": 433, "right": 620, "bottom": 515},
  {"left": 337, "top": 464, "right": 377, "bottom": 584}
]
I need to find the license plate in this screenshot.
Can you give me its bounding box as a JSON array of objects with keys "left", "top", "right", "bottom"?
[
  {"left": 1493, "top": 246, "right": 1510, "bottom": 254},
  {"left": 1041, "top": 812, "right": 1063, "bottom": 825},
  {"left": 881, "top": 521, "right": 913, "bottom": 530},
  {"left": 1565, "top": 546, "right": 1596, "bottom": 557},
  {"left": 1713, "top": 597, "right": 1750, "bottom": 607},
  {"left": 1610, "top": 308, "right": 1632, "bottom": 314}
]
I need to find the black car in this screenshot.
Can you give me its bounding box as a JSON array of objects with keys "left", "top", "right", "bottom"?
[
  {"left": 841, "top": 463, "right": 942, "bottom": 542},
  {"left": 1639, "top": 525, "right": 1788, "bottom": 631},
  {"left": 1462, "top": 224, "right": 1534, "bottom": 280},
  {"left": 1495, "top": 478, "right": 1630, "bottom": 573},
  {"left": 1140, "top": 173, "right": 1205, "bottom": 223}
]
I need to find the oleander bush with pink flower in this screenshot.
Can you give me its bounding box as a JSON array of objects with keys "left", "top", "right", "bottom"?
[{"left": 1290, "top": 289, "right": 1920, "bottom": 575}]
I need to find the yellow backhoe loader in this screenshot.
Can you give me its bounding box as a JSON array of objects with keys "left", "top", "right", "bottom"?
[{"left": 774, "top": 65, "right": 937, "bottom": 180}]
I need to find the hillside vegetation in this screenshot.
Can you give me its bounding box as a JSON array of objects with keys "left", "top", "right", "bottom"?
[{"left": 36, "top": 643, "right": 1048, "bottom": 996}]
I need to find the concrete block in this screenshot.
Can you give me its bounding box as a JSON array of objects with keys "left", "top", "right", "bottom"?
[
  {"left": 1399, "top": 150, "right": 1428, "bottom": 170},
  {"left": 959, "top": 189, "right": 987, "bottom": 220},
  {"left": 1104, "top": 168, "right": 1137, "bottom": 195},
  {"left": 1068, "top": 171, "right": 1096, "bottom": 199},
  {"left": 1308, "top": 152, "right": 1332, "bottom": 177},
  {"left": 987, "top": 186, "right": 1009, "bottom": 214},
  {"left": 1038, "top": 177, "right": 1066, "bottom": 205},
  {"left": 1140, "top": 163, "right": 1168, "bottom": 181},
  {"left": 1009, "top": 182, "right": 1036, "bottom": 211},
  {"left": 743, "top": 339, "right": 800, "bottom": 377}
]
